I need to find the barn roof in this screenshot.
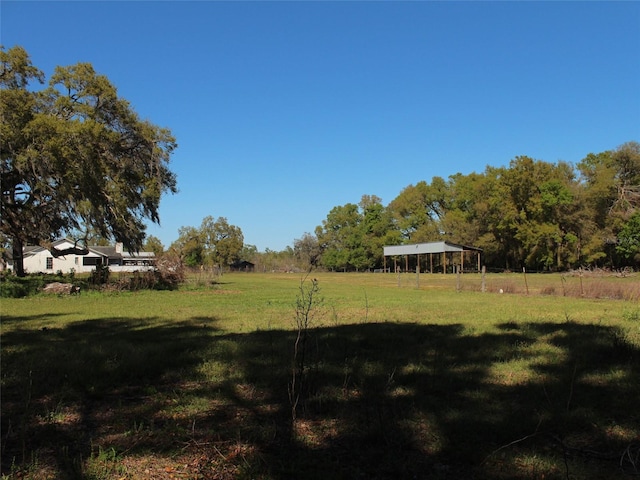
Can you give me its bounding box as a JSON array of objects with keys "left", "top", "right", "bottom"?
[{"left": 383, "top": 241, "right": 482, "bottom": 257}]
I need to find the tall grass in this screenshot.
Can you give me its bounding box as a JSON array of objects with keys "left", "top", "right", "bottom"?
[{"left": 1, "top": 272, "right": 638, "bottom": 479}]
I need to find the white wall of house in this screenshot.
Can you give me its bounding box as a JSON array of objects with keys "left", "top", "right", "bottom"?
[
  {"left": 21, "top": 239, "right": 156, "bottom": 274},
  {"left": 23, "top": 250, "right": 102, "bottom": 274},
  {"left": 23, "top": 249, "right": 54, "bottom": 274}
]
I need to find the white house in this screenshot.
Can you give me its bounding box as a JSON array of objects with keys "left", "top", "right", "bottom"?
[{"left": 20, "top": 238, "right": 156, "bottom": 274}]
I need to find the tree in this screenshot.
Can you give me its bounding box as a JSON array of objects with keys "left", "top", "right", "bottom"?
[
  {"left": 611, "top": 141, "right": 640, "bottom": 212},
  {"left": 314, "top": 196, "right": 397, "bottom": 272},
  {"left": 240, "top": 243, "right": 258, "bottom": 262},
  {"left": 616, "top": 212, "right": 640, "bottom": 265},
  {"left": 387, "top": 177, "right": 455, "bottom": 244},
  {"left": 388, "top": 181, "right": 440, "bottom": 242},
  {"left": 171, "top": 216, "right": 244, "bottom": 269},
  {"left": 143, "top": 235, "right": 165, "bottom": 256},
  {"left": 255, "top": 247, "right": 296, "bottom": 273},
  {"left": 358, "top": 195, "right": 398, "bottom": 269},
  {"left": 293, "top": 233, "right": 322, "bottom": 269},
  {"left": 578, "top": 142, "right": 640, "bottom": 266},
  {"left": 199, "top": 216, "right": 244, "bottom": 267},
  {"left": 172, "top": 225, "right": 204, "bottom": 267},
  {"left": 315, "top": 203, "right": 361, "bottom": 271},
  {"left": 1, "top": 46, "right": 177, "bottom": 276},
  {"left": 440, "top": 172, "right": 485, "bottom": 246}
]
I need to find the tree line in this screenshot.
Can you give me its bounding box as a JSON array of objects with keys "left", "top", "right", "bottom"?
[
  {"left": 169, "top": 142, "right": 639, "bottom": 274},
  {"left": 306, "top": 143, "right": 639, "bottom": 272}
]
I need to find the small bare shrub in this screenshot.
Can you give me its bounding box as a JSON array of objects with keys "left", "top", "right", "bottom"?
[
  {"left": 155, "top": 253, "right": 185, "bottom": 289},
  {"left": 183, "top": 266, "right": 220, "bottom": 289},
  {"left": 289, "top": 276, "right": 323, "bottom": 424},
  {"left": 540, "top": 285, "right": 556, "bottom": 296}
]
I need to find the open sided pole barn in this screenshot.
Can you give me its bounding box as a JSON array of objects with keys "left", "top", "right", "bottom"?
[{"left": 383, "top": 241, "right": 482, "bottom": 274}]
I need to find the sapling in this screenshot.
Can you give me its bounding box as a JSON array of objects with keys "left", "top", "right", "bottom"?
[{"left": 289, "top": 275, "right": 322, "bottom": 424}]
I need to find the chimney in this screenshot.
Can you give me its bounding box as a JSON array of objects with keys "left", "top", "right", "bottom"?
[{"left": 115, "top": 242, "right": 123, "bottom": 254}]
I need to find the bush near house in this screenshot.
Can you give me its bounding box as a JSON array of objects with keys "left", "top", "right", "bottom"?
[
  {"left": 0, "top": 272, "right": 73, "bottom": 298},
  {"left": 0, "top": 259, "right": 183, "bottom": 298}
]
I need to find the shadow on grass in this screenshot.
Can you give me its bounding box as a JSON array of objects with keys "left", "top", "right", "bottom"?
[
  {"left": 1, "top": 317, "right": 638, "bottom": 479},
  {"left": 1, "top": 313, "right": 73, "bottom": 325},
  {"left": 1, "top": 315, "right": 220, "bottom": 478}
]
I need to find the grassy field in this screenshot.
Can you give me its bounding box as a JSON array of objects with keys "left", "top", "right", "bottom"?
[{"left": 1, "top": 272, "right": 639, "bottom": 479}]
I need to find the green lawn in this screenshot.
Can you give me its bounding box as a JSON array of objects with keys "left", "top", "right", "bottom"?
[{"left": 1, "top": 272, "right": 639, "bottom": 479}]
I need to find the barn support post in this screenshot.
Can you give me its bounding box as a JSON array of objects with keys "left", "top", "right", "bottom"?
[
  {"left": 430, "top": 253, "right": 433, "bottom": 274},
  {"left": 461, "top": 251, "right": 464, "bottom": 273}
]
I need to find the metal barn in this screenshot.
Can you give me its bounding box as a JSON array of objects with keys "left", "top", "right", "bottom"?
[{"left": 383, "top": 241, "right": 482, "bottom": 273}]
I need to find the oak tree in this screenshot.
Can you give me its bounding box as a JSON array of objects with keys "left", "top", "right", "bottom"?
[
  {"left": 200, "top": 215, "right": 244, "bottom": 267},
  {"left": 1, "top": 46, "right": 177, "bottom": 275},
  {"left": 171, "top": 216, "right": 244, "bottom": 269}
]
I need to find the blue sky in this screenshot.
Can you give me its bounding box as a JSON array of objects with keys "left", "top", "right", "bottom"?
[{"left": 2, "top": 1, "right": 639, "bottom": 251}]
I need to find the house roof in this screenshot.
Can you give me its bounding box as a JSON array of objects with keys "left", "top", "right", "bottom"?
[
  {"left": 23, "top": 246, "right": 43, "bottom": 257},
  {"left": 90, "top": 247, "right": 154, "bottom": 259},
  {"left": 383, "top": 241, "right": 482, "bottom": 257},
  {"left": 90, "top": 246, "right": 119, "bottom": 257},
  {"left": 19, "top": 239, "right": 154, "bottom": 259}
]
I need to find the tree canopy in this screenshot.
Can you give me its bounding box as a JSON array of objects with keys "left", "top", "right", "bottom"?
[
  {"left": 310, "top": 142, "right": 640, "bottom": 272},
  {"left": 1, "top": 46, "right": 177, "bottom": 275},
  {"left": 170, "top": 216, "right": 244, "bottom": 269},
  {"left": 315, "top": 195, "right": 398, "bottom": 271}
]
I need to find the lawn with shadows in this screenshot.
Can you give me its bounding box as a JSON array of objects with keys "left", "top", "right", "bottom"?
[{"left": 1, "top": 273, "right": 638, "bottom": 479}]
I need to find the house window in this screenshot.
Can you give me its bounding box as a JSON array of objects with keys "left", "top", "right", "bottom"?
[
  {"left": 46, "top": 257, "right": 53, "bottom": 270},
  {"left": 75, "top": 257, "right": 79, "bottom": 265}
]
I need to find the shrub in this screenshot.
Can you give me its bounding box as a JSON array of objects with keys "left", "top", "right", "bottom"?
[
  {"left": 1, "top": 274, "right": 47, "bottom": 298},
  {"left": 540, "top": 285, "right": 556, "bottom": 295},
  {"left": 154, "top": 253, "right": 185, "bottom": 289},
  {"left": 90, "top": 265, "right": 110, "bottom": 285},
  {"left": 0, "top": 277, "right": 30, "bottom": 298}
]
